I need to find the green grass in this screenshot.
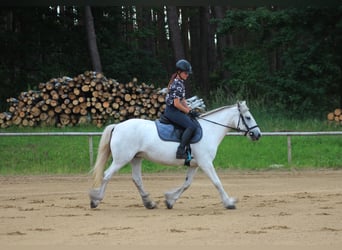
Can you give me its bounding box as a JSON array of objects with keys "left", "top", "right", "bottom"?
[
  {"left": 0, "top": 116, "right": 341, "bottom": 175},
  {"left": 214, "top": 135, "right": 342, "bottom": 170},
  {"left": 0, "top": 134, "right": 93, "bottom": 174}
]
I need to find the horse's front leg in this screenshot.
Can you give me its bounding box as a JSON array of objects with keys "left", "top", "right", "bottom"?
[
  {"left": 200, "top": 162, "right": 237, "bottom": 209},
  {"left": 164, "top": 166, "right": 198, "bottom": 209},
  {"left": 131, "top": 157, "right": 157, "bottom": 209}
]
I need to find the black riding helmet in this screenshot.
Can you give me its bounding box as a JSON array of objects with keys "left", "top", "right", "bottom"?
[{"left": 176, "top": 59, "right": 192, "bottom": 74}]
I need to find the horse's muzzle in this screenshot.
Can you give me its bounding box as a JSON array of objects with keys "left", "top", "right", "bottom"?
[{"left": 248, "top": 130, "right": 261, "bottom": 141}]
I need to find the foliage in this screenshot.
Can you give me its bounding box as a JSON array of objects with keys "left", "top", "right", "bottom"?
[
  {"left": 216, "top": 6, "right": 342, "bottom": 116},
  {"left": 93, "top": 7, "right": 169, "bottom": 85},
  {"left": 101, "top": 45, "right": 167, "bottom": 85},
  {"left": 221, "top": 48, "right": 269, "bottom": 101},
  {"left": 0, "top": 7, "right": 169, "bottom": 110},
  {"left": 0, "top": 6, "right": 341, "bottom": 118},
  {"left": 0, "top": 7, "right": 89, "bottom": 109}
]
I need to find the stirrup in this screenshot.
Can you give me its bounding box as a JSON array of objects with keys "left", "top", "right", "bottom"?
[{"left": 184, "top": 150, "right": 193, "bottom": 166}]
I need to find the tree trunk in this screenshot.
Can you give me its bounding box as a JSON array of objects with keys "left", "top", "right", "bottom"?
[
  {"left": 207, "top": 6, "right": 216, "bottom": 73},
  {"left": 84, "top": 6, "right": 102, "bottom": 72},
  {"left": 136, "top": 7, "right": 155, "bottom": 55},
  {"left": 167, "top": 6, "right": 185, "bottom": 61},
  {"left": 213, "top": 6, "right": 230, "bottom": 79},
  {"left": 189, "top": 8, "right": 201, "bottom": 96},
  {"left": 181, "top": 7, "right": 190, "bottom": 59},
  {"left": 199, "top": 7, "right": 209, "bottom": 95},
  {"left": 155, "top": 7, "right": 173, "bottom": 73}
]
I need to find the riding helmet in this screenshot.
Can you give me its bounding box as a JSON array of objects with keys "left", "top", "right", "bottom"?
[{"left": 176, "top": 59, "right": 192, "bottom": 74}]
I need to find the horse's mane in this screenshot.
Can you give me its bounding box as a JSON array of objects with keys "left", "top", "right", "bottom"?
[{"left": 200, "top": 105, "right": 236, "bottom": 117}]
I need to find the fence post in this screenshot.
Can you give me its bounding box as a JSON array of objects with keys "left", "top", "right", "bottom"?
[
  {"left": 88, "top": 135, "right": 94, "bottom": 168},
  {"left": 287, "top": 135, "right": 292, "bottom": 165}
]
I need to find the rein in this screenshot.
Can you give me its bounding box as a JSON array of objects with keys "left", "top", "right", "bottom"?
[{"left": 198, "top": 115, "right": 259, "bottom": 136}]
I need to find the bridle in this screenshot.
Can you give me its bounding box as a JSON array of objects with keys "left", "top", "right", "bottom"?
[
  {"left": 198, "top": 110, "right": 259, "bottom": 137},
  {"left": 237, "top": 114, "right": 259, "bottom": 136}
]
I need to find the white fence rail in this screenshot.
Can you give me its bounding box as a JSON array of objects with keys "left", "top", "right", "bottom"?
[
  {"left": 226, "top": 131, "right": 342, "bottom": 164},
  {"left": 1, "top": 131, "right": 342, "bottom": 166}
]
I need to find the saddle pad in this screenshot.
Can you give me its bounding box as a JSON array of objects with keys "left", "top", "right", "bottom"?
[{"left": 155, "top": 120, "right": 202, "bottom": 143}]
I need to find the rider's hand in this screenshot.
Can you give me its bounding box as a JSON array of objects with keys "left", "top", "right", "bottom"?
[{"left": 188, "top": 109, "right": 200, "bottom": 118}]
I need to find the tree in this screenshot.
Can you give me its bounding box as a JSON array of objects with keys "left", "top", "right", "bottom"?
[
  {"left": 216, "top": 6, "right": 342, "bottom": 115},
  {"left": 1, "top": 6, "right": 340, "bottom": 117},
  {"left": 189, "top": 8, "right": 201, "bottom": 95},
  {"left": 136, "top": 7, "right": 155, "bottom": 55},
  {"left": 84, "top": 6, "right": 102, "bottom": 72},
  {"left": 213, "top": 6, "right": 230, "bottom": 80},
  {"left": 199, "top": 7, "right": 210, "bottom": 95},
  {"left": 166, "top": 6, "right": 185, "bottom": 61}
]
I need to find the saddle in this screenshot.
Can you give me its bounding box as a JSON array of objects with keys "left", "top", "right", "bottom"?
[
  {"left": 155, "top": 114, "right": 202, "bottom": 143},
  {"left": 155, "top": 114, "right": 202, "bottom": 166}
]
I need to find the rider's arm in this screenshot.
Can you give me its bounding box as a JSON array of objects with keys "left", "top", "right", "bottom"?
[{"left": 174, "top": 98, "right": 191, "bottom": 114}]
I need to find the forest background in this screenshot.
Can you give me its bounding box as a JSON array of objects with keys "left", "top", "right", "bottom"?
[{"left": 0, "top": 5, "right": 341, "bottom": 118}]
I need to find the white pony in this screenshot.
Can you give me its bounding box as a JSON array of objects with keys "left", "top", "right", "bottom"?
[{"left": 89, "top": 101, "right": 261, "bottom": 209}]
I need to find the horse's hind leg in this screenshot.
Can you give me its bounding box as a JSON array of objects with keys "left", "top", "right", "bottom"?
[
  {"left": 89, "top": 161, "right": 126, "bottom": 208},
  {"left": 131, "top": 157, "right": 157, "bottom": 209},
  {"left": 164, "top": 166, "right": 198, "bottom": 209}
]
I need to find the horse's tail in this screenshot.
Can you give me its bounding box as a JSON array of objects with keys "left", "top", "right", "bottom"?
[{"left": 91, "top": 124, "right": 116, "bottom": 188}]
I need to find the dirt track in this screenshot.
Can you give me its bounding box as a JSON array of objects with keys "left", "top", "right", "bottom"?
[{"left": 0, "top": 170, "right": 342, "bottom": 249}]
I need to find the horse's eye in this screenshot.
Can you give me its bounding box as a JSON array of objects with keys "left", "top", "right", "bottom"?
[{"left": 245, "top": 116, "right": 251, "bottom": 120}]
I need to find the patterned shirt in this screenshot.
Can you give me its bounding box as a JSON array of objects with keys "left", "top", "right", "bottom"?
[{"left": 166, "top": 78, "right": 185, "bottom": 106}]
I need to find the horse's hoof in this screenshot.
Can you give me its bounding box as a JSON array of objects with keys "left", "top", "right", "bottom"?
[
  {"left": 90, "top": 200, "right": 100, "bottom": 209},
  {"left": 164, "top": 200, "right": 173, "bottom": 209},
  {"left": 145, "top": 201, "right": 157, "bottom": 209},
  {"left": 225, "top": 197, "right": 238, "bottom": 209}
]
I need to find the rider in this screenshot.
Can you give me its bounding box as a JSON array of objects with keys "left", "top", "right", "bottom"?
[{"left": 164, "top": 59, "right": 200, "bottom": 159}]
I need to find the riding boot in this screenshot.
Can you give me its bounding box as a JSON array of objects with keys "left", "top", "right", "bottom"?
[{"left": 176, "top": 127, "right": 195, "bottom": 159}]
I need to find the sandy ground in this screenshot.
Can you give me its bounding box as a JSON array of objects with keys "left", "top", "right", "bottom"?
[{"left": 0, "top": 170, "right": 342, "bottom": 249}]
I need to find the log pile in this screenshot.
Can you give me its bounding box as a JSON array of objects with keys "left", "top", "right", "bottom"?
[
  {"left": 327, "top": 108, "right": 342, "bottom": 125},
  {"left": 0, "top": 71, "right": 168, "bottom": 128}
]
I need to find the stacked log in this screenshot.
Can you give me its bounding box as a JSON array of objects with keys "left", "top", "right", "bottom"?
[
  {"left": 0, "top": 71, "right": 167, "bottom": 128},
  {"left": 327, "top": 108, "right": 342, "bottom": 125}
]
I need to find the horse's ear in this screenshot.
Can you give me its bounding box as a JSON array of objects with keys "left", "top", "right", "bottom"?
[
  {"left": 237, "top": 100, "right": 245, "bottom": 108},
  {"left": 237, "top": 101, "right": 247, "bottom": 111},
  {"left": 237, "top": 101, "right": 241, "bottom": 112}
]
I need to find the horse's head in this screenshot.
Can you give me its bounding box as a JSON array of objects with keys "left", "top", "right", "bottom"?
[{"left": 236, "top": 101, "right": 261, "bottom": 141}]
